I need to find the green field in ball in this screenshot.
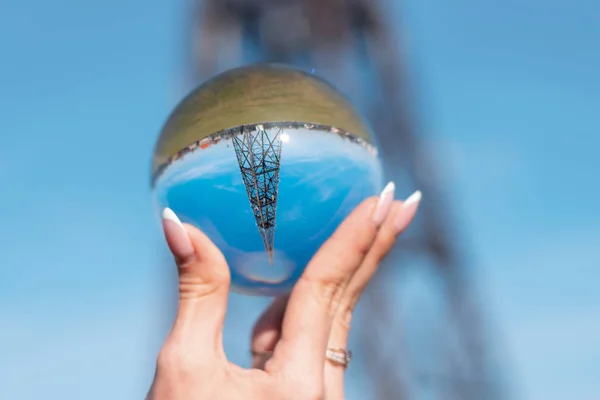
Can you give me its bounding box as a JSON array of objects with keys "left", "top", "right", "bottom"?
[{"left": 151, "top": 64, "right": 375, "bottom": 176}]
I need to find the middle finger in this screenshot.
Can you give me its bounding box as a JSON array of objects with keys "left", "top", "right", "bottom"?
[{"left": 270, "top": 183, "right": 396, "bottom": 378}]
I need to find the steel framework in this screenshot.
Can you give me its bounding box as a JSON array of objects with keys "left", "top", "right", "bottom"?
[
  {"left": 185, "top": 0, "right": 506, "bottom": 398},
  {"left": 232, "top": 125, "right": 283, "bottom": 265}
]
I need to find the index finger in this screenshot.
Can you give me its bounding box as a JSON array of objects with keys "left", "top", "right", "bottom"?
[{"left": 270, "top": 183, "right": 395, "bottom": 377}]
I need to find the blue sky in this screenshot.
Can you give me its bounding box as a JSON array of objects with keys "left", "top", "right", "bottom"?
[
  {"left": 0, "top": 1, "right": 598, "bottom": 399},
  {"left": 154, "top": 128, "right": 382, "bottom": 295}
]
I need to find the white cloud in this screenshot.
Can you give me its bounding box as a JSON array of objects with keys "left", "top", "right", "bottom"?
[
  {"left": 213, "top": 183, "right": 242, "bottom": 193},
  {"left": 158, "top": 155, "right": 237, "bottom": 188}
]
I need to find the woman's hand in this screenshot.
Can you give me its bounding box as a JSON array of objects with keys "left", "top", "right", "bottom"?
[{"left": 147, "top": 184, "right": 421, "bottom": 400}]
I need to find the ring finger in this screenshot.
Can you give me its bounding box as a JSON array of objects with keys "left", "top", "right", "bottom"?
[{"left": 324, "top": 190, "right": 422, "bottom": 399}]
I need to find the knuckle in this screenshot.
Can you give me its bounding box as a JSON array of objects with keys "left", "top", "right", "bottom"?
[
  {"left": 322, "top": 229, "right": 372, "bottom": 273},
  {"left": 315, "top": 276, "right": 346, "bottom": 305},
  {"left": 298, "top": 275, "right": 347, "bottom": 314},
  {"left": 354, "top": 230, "right": 376, "bottom": 258},
  {"left": 178, "top": 280, "right": 220, "bottom": 300},
  {"left": 335, "top": 305, "right": 354, "bottom": 332},
  {"left": 330, "top": 295, "right": 356, "bottom": 336},
  {"left": 178, "top": 270, "right": 228, "bottom": 300}
]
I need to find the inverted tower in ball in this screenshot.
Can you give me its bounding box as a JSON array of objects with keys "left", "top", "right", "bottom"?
[{"left": 152, "top": 64, "right": 383, "bottom": 295}]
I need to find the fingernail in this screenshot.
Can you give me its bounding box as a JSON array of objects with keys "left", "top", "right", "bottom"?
[
  {"left": 403, "top": 190, "right": 422, "bottom": 208},
  {"left": 162, "top": 208, "right": 195, "bottom": 260},
  {"left": 372, "top": 181, "right": 395, "bottom": 226},
  {"left": 395, "top": 190, "right": 422, "bottom": 230}
]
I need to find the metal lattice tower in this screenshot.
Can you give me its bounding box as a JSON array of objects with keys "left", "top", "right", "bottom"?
[
  {"left": 185, "top": 0, "right": 507, "bottom": 398},
  {"left": 232, "top": 125, "right": 283, "bottom": 265}
]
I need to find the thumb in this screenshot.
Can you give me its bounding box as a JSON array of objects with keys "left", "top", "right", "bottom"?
[{"left": 162, "top": 208, "right": 230, "bottom": 356}]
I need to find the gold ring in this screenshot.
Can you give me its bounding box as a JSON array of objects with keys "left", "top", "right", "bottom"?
[
  {"left": 325, "top": 348, "right": 352, "bottom": 367},
  {"left": 250, "top": 348, "right": 352, "bottom": 367}
]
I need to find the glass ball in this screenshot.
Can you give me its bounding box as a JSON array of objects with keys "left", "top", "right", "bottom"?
[{"left": 151, "top": 64, "right": 383, "bottom": 296}]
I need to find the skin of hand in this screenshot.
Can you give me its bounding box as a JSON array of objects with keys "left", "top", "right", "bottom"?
[{"left": 147, "top": 183, "right": 421, "bottom": 400}]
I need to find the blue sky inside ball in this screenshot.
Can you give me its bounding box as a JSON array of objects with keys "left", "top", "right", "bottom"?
[{"left": 153, "top": 127, "right": 384, "bottom": 295}]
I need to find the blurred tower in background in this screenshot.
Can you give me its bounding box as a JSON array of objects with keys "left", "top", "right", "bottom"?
[{"left": 185, "top": 0, "right": 505, "bottom": 398}]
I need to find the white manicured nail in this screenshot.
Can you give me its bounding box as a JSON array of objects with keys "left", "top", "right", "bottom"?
[
  {"left": 372, "top": 181, "right": 395, "bottom": 226},
  {"left": 162, "top": 208, "right": 194, "bottom": 260},
  {"left": 395, "top": 190, "right": 422, "bottom": 231},
  {"left": 402, "top": 190, "right": 422, "bottom": 208}
]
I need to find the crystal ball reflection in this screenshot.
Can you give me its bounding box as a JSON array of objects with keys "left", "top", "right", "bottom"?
[{"left": 151, "top": 65, "right": 383, "bottom": 296}]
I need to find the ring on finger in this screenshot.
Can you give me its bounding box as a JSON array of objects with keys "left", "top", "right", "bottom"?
[
  {"left": 325, "top": 348, "right": 352, "bottom": 367},
  {"left": 250, "top": 348, "right": 352, "bottom": 368}
]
